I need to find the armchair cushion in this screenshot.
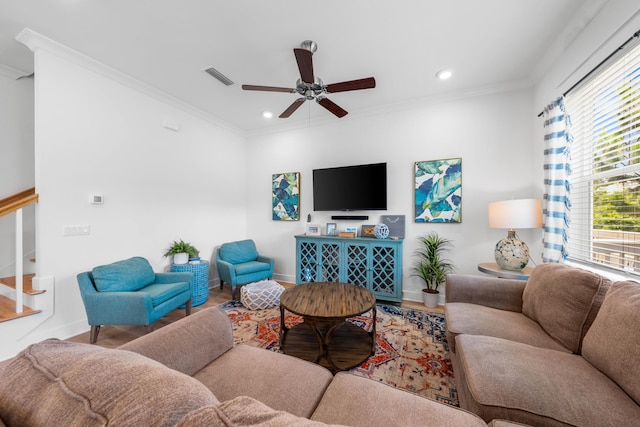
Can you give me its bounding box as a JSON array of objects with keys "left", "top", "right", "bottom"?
[
  {"left": 522, "top": 263, "right": 610, "bottom": 353},
  {"left": 92, "top": 256, "right": 155, "bottom": 292},
  {"left": 234, "top": 260, "right": 272, "bottom": 276},
  {"left": 582, "top": 280, "right": 640, "bottom": 405},
  {"left": 0, "top": 339, "right": 218, "bottom": 427},
  {"left": 143, "top": 282, "right": 191, "bottom": 306},
  {"left": 219, "top": 240, "right": 259, "bottom": 264}
]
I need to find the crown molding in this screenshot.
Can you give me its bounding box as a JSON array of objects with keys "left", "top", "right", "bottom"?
[
  {"left": 0, "top": 63, "right": 30, "bottom": 80},
  {"left": 15, "top": 28, "right": 244, "bottom": 137}
]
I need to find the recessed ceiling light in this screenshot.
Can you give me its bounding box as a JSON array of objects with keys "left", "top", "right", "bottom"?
[
  {"left": 262, "top": 111, "right": 273, "bottom": 119},
  {"left": 436, "top": 70, "right": 453, "bottom": 80}
]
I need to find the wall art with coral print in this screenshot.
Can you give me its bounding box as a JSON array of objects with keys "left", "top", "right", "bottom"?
[
  {"left": 272, "top": 172, "right": 300, "bottom": 221},
  {"left": 415, "top": 158, "right": 462, "bottom": 223}
]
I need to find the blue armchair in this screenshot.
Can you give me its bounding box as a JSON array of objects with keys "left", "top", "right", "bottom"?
[
  {"left": 77, "top": 257, "right": 193, "bottom": 343},
  {"left": 216, "top": 239, "right": 274, "bottom": 299}
]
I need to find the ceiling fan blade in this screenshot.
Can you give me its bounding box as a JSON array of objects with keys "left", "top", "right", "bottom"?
[
  {"left": 317, "top": 97, "right": 348, "bottom": 118},
  {"left": 242, "top": 84, "right": 296, "bottom": 93},
  {"left": 325, "top": 77, "right": 376, "bottom": 93},
  {"left": 294, "top": 48, "right": 314, "bottom": 84},
  {"left": 279, "top": 98, "right": 306, "bottom": 118}
]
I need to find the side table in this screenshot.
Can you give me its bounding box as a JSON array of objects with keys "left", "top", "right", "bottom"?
[
  {"left": 477, "top": 262, "right": 532, "bottom": 280},
  {"left": 171, "top": 261, "right": 209, "bottom": 306}
]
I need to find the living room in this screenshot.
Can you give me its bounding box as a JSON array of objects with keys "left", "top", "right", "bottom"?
[{"left": 1, "top": 0, "right": 639, "bottom": 366}]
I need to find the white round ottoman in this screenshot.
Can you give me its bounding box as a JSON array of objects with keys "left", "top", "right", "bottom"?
[{"left": 240, "top": 280, "right": 285, "bottom": 310}]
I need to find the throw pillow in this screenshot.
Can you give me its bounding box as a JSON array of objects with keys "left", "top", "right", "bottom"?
[
  {"left": 522, "top": 263, "right": 609, "bottom": 353},
  {"left": 92, "top": 256, "right": 156, "bottom": 292},
  {"left": 582, "top": 280, "right": 640, "bottom": 406},
  {"left": 0, "top": 339, "right": 218, "bottom": 426},
  {"left": 176, "top": 396, "right": 347, "bottom": 427}
]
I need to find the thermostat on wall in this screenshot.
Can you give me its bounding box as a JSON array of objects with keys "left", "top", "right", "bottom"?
[{"left": 90, "top": 194, "right": 104, "bottom": 205}]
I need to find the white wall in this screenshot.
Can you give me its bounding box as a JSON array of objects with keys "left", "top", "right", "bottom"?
[
  {"left": 0, "top": 75, "right": 35, "bottom": 277},
  {"left": 245, "top": 87, "right": 540, "bottom": 302},
  {"left": 1, "top": 41, "right": 246, "bottom": 358}
]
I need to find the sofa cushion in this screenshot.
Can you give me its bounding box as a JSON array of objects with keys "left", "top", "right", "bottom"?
[
  {"left": 193, "top": 344, "right": 334, "bottom": 418},
  {"left": 92, "top": 256, "right": 156, "bottom": 292},
  {"left": 119, "top": 307, "right": 234, "bottom": 376},
  {"left": 582, "top": 280, "right": 640, "bottom": 406},
  {"left": 219, "top": 240, "right": 259, "bottom": 264},
  {"left": 0, "top": 339, "right": 218, "bottom": 427},
  {"left": 522, "top": 262, "right": 609, "bottom": 353},
  {"left": 311, "top": 372, "right": 487, "bottom": 427},
  {"left": 454, "top": 334, "right": 640, "bottom": 426},
  {"left": 445, "top": 302, "right": 571, "bottom": 354},
  {"left": 177, "top": 396, "right": 347, "bottom": 427}
]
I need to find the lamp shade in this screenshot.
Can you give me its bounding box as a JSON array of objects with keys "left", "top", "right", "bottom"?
[{"left": 488, "top": 199, "right": 542, "bottom": 229}]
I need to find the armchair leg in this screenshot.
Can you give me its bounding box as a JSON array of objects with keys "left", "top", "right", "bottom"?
[
  {"left": 185, "top": 299, "right": 192, "bottom": 316},
  {"left": 90, "top": 325, "right": 101, "bottom": 344},
  {"left": 220, "top": 280, "right": 224, "bottom": 290},
  {"left": 147, "top": 323, "right": 155, "bottom": 334},
  {"left": 232, "top": 285, "right": 237, "bottom": 300}
]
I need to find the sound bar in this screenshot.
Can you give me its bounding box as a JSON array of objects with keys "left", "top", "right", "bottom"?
[{"left": 331, "top": 215, "right": 369, "bottom": 220}]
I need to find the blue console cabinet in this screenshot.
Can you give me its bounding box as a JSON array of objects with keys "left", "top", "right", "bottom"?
[{"left": 295, "top": 235, "right": 403, "bottom": 303}]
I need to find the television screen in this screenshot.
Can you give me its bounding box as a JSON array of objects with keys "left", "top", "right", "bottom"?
[{"left": 313, "top": 163, "right": 387, "bottom": 211}]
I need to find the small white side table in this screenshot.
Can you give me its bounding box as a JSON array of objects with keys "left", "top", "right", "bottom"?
[{"left": 477, "top": 263, "right": 533, "bottom": 280}]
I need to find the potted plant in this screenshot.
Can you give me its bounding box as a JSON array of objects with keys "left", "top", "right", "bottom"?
[
  {"left": 164, "top": 239, "right": 199, "bottom": 265},
  {"left": 413, "top": 231, "right": 454, "bottom": 308}
]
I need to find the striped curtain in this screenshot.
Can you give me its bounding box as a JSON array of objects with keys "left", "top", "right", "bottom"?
[{"left": 542, "top": 96, "right": 572, "bottom": 262}]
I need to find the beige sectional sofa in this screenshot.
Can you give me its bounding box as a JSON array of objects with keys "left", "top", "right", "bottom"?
[
  {"left": 0, "top": 305, "right": 518, "bottom": 427},
  {"left": 445, "top": 263, "right": 640, "bottom": 426}
]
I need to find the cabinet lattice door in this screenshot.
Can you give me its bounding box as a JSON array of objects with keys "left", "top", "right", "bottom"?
[{"left": 295, "top": 235, "right": 403, "bottom": 303}]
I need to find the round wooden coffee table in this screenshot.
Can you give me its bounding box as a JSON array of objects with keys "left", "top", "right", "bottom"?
[{"left": 279, "top": 282, "right": 376, "bottom": 372}]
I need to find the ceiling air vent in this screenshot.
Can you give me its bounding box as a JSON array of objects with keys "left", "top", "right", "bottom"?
[{"left": 204, "top": 67, "right": 235, "bottom": 86}]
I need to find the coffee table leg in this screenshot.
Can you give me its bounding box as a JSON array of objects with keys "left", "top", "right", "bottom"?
[
  {"left": 323, "top": 321, "right": 344, "bottom": 372},
  {"left": 279, "top": 304, "right": 287, "bottom": 349},
  {"left": 370, "top": 305, "right": 377, "bottom": 354},
  {"left": 304, "top": 318, "right": 326, "bottom": 364}
]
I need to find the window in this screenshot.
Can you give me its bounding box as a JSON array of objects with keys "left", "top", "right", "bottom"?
[{"left": 565, "top": 36, "right": 640, "bottom": 274}]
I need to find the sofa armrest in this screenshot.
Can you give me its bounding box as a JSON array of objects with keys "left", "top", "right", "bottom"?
[
  {"left": 216, "top": 258, "right": 236, "bottom": 283},
  {"left": 445, "top": 274, "right": 526, "bottom": 312},
  {"left": 155, "top": 272, "right": 193, "bottom": 284},
  {"left": 119, "top": 307, "right": 233, "bottom": 376}
]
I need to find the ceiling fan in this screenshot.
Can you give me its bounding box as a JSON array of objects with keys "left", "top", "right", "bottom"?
[{"left": 242, "top": 40, "right": 376, "bottom": 118}]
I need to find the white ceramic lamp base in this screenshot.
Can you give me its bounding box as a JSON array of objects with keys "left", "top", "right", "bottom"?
[{"left": 494, "top": 229, "right": 529, "bottom": 271}]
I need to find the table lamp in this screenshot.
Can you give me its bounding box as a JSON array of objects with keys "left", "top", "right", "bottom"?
[{"left": 488, "top": 199, "right": 542, "bottom": 271}]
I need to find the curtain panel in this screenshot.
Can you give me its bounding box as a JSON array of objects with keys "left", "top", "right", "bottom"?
[{"left": 542, "top": 96, "right": 572, "bottom": 262}]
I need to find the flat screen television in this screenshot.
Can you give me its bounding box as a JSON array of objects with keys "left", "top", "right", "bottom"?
[{"left": 313, "top": 162, "right": 387, "bottom": 211}]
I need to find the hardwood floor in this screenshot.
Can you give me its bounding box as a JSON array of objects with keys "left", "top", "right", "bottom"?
[{"left": 67, "top": 282, "right": 442, "bottom": 348}]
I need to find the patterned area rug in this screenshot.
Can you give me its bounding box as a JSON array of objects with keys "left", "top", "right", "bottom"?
[{"left": 219, "top": 300, "right": 458, "bottom": 407}]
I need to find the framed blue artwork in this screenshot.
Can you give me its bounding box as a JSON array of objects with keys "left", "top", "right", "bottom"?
[
  {"left": 272, "top": 172, "right": 300, "bottom": 221},
  {"left": 415, "top": 158, "right": 462, "bottom": 223}
]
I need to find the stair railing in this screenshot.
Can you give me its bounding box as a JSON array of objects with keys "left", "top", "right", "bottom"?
[{"left": 0, "top": 188, "right": 39, "bottom": 313}]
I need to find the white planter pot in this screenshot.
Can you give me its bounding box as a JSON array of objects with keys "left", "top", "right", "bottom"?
[
  {"left": 173, "top": 253, "right": 189, "bottom": 265},
  {"left": 422, "top": 290, "right": 440, "bottom": 308}
]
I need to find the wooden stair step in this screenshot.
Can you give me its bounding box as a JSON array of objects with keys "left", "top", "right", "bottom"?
[
  {"left": 0, "top": 294, "right": 41, "bottom": 322},
  {"left": 0, "top": 274, "right": 45, "bottom": 295}
]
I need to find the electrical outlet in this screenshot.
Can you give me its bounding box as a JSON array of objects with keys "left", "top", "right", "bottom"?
[{"left": 63, "top": 225, "right": 90, "bottom": 236}]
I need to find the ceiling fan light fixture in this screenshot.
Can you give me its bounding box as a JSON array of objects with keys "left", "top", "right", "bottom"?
[
  {"left": 242, "top": 39, "right": 374, "bottom": 119},
  {"left": 436, "top": 69, "right": 453, "bottom": 80}
]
